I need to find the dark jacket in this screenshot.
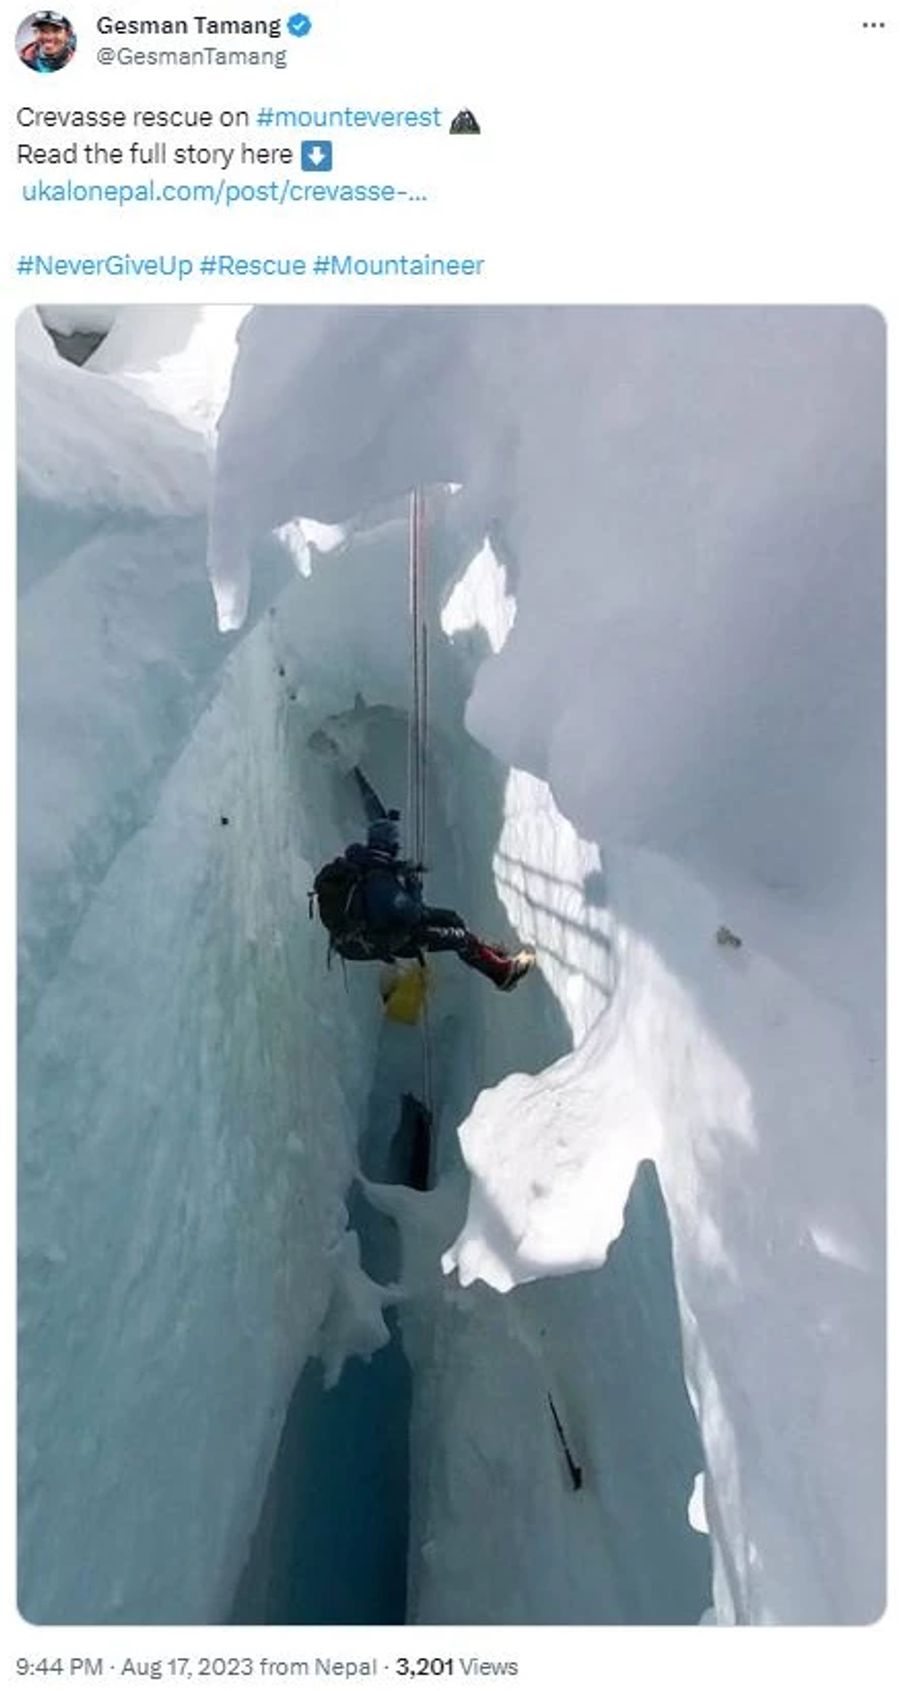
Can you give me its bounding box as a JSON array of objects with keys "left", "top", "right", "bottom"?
[
  {"left": 344, "top": 842, "right": 423, "bottom": 934},
  {"left": 20, "top": 39, "right": 76, "bottom": 71}
]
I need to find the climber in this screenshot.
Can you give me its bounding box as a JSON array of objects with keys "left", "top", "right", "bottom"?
[
  {"left": 313, "top": 810, "right": 535, "bottom": 992},
  {"left": 19, "top": 12, "right": 76, "bottom": 72}
]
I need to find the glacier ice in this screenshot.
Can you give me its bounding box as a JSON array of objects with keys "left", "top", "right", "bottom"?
[
  {"left": 207, "top": 305, "right": 884, "bottom": 1624},
  {"left": 18, "top": 304, "right": 884, "bottom": 1628}
]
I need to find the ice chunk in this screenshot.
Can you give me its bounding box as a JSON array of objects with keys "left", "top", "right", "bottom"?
[{"left": 314, "top": 1232, "right": 394, "bottom": 1389}]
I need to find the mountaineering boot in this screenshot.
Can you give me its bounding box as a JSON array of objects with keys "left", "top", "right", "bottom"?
[
  {"left": 460, "top": 935, "right": 536, "bottom": 990},
  {"left": 496, "top": 946, "right": 537, "bottom": 992}
]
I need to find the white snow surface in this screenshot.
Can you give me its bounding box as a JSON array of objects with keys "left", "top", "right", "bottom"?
[
  {"left": 209, "top": 306, "right": 884, "bottom": 1624},
  {"left": 86, "top": 305, "right": 249, "bottom": 439},
  {"left": 18, "top": 310, "right": 208, "bottom": 515},
  {"left": 690, "top": 1472, "right": 710, "bottom": 1536},
  {"left": 440, "top": 535, "right": 516, "bottom": 654},
  {"left": 18, "top": 306, "right": 884, "bottom": 1627}
]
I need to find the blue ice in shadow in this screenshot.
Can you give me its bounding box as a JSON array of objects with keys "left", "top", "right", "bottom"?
[{"left": 231, "top": 1311, "right": 411, "bottom": 1624}]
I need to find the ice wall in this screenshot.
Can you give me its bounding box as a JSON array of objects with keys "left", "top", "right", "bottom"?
[
  {"left": 209, "top": 306, "right": 884, "bottom": 1623},
  {"left": 17, "top": 312, "right": 391, "bottom": 1622},
  {"left": 18, "top": 305, "right": 882, "bottom": 1626},
  {"left": 211, "top": 308, "right": 884, "bottom": 1015}
]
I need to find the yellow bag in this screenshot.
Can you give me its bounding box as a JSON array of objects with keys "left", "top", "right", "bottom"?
[{"left": 381, "top": 961, "right": 429, "bottom": 1025}]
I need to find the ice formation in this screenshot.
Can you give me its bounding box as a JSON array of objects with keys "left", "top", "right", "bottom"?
[{"left": 18, "top": 305, "right": 884, "bottom": 1627}]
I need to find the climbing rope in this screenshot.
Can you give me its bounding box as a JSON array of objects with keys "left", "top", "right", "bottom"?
[
  {"left": 407, "top": 487, "right": 429, "bottom": 866},
  {"left": 416, "top": 487, "right": 429, "bottom": 869},
  {"left": 407, "top": 487, "right": 434, "bottom": 1117},
  {"left": 406, "top": 491, "right": 417, "bottom": 855}
]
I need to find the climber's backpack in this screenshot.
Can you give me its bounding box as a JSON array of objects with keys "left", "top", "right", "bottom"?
[{"left": 311, "top": 856, "right": 375, "bottom": 960}]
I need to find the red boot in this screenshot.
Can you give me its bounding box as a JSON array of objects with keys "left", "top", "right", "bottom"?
[
  {"left": 497, "top": 946, "right": 537, "bottom": 992},
  {"left": 460, "top": 936, "right": 536, "bottom": 991}
]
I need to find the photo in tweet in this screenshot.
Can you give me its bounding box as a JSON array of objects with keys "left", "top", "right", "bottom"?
[{"left": 16, "top": 303, "right": 885, "bottom": 1630}]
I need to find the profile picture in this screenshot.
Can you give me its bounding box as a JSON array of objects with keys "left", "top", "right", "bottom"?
[{"left": 17, "top": 10, "right": 76, "bottom": 72}]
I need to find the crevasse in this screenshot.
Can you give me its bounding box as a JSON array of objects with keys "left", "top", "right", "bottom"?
[{"left": 18, "top": 305, "right": 883, "bottom": 1625}]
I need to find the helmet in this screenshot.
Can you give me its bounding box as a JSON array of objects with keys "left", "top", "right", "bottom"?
[
  {"left": 33, "top": 11, "right": 71, "bottom": 24},
  {"left": 367, "top": 817, "right": 400, "bottom": 855}
]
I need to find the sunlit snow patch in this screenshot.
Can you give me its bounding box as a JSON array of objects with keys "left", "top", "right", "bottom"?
[
  {"left": 275, "top": 517, "right": 347, "bottom": 578},
  {"left": 443, "top": 982, "right": 662, "bottom": 1293},
  {"left": 441, "top": 537, "right": 516, "bottom": 654},
  {"left": 87, "top": 305, "right": 250, "bottom": 440},
  {"left": 444, "top": 853, "right": 757, "bottom": 1300},
  {"left": 689, "top": 1471, "right": 709, "bottom": 1534},
  {"left": 492, "top": 768, "right": 612, "bottom": 1045},
  {"left": 807, "top": 1222, "right": 867, "bottom": 1271}
]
